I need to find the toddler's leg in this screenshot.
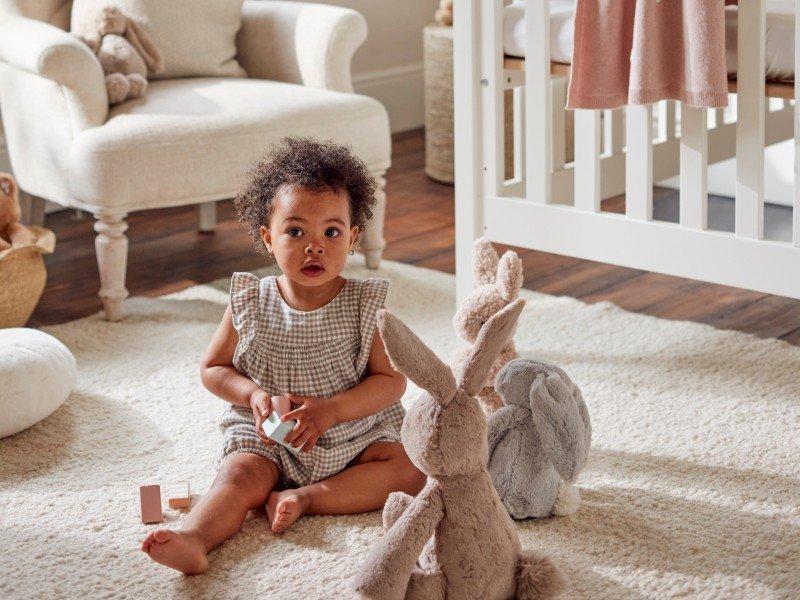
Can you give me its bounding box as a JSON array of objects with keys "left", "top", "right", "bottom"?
[
  {"left": 142, "top": 452, "right": 279, "bottom": 574},
  {"left": 266, "top": 442, "right": 425, "bottom": 534}
]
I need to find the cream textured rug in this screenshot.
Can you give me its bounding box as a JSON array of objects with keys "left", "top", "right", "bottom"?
[{"left": 1, "top": 258, "right": 798, "bottom": 599}]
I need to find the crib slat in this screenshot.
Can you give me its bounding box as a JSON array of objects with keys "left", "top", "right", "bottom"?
[
  {"left": 574, "top": 110, "right": 601, "bottom": 211},
  {"left": 526, "top": 0, "right": 552, "bottom": 203},
  {"left": 735, "top": 0, "right": 765, "bottom": 239},
  {"left": 679, "top": 105, "right": 708, "bottom": 229},
  {"left": 603, "top": 109, "right": 625, "bottom": 156},
  {"left": 552, "top": 77, "right": 567, "bottom": 171},
  {"left": 513, "top": 86, "right": 526, "bottom": 181},
  {"left": 714, "top": 108, "right": 725, "bottom": 128},
  {"left": 480, "top": 0, "right": 505, "bottom": 196},
  {"left": 795, "top": 0, "right": 800, "bottom": 247},
  {"left": 625, "top": 104, "right": 653, "bottom": 220},
  {"left": 658, "top": 101, "right": 676, "bottom": 141},
  {"left": 453, "top": 0, "right": 483, "bottom": 304}
]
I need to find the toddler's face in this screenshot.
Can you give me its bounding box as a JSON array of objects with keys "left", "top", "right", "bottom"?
[{"left": 259, "top": 184, "right": 358, "bottom": 286}]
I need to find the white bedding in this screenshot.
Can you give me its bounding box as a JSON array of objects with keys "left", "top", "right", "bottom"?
[{"left": 504, "top": 0, "right": 796, "bottom": 82}]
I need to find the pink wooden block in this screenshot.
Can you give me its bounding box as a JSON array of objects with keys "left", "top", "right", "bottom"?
[
  {"left": 140, "top": 484, "right": 163, "bottom": 524},
  {"left": 166, "top": 481, "right": 191, "bottom": 510}
]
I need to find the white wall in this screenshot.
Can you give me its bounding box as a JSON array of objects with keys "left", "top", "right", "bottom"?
[{"left": 327, "top": 0, "right": 437, "bottom": 133}]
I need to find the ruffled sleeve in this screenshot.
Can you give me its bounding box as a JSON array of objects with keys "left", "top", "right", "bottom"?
[
  {"left": 354, "top": 277, "right": 390, "bottom": 377},
  {"left": 229, "top": 272, "right": 261, "bottom": 370}
]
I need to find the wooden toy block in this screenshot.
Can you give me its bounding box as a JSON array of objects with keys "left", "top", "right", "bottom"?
[
  {"left": 262, "top": 411, "right": 300, "bottom": 452},
  {"left": 139, "top": 484, "right": 163, "bottom": 524},
  {"left": 166, "top": 481, "right": 191, "bottom": 509}
]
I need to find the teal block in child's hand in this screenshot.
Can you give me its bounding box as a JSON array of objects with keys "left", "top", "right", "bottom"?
[{"left": 262, "top": 411, "right": 300, "bottom": 452}]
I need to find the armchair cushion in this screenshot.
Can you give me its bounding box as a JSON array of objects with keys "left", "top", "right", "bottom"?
[
  {"left": 71, "top": 0, "right": 246, "bottom": 79},
  {"left": 0, "top": 15, "right": 108, "bottom": 130},
  {"left": 68, "top": 78, "right": 390, "bottom": 212},
  {"left": 0, "top": 15, "right": 105, "bottom": 94},
  {"left": 237, "top": 0, "right": 367, "bottom": 93}
]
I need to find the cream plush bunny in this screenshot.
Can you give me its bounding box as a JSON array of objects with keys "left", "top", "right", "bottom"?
[
  {"left": 353, "top": 300, "right": 567, "bottom": 600},
  {"left": 451, "top": 237, "right": 524, "bottom": 413},
  {"left": 74, "top": 6, "right": 165, "bottom": 105}
]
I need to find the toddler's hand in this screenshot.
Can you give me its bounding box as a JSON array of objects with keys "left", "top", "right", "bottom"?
[
  {"left": 282, "top": 393, "right": 337, "bottom": 453},
  {"left": 249, "top": 389, "right": 276, "bottom": 446},
  {"left": 270, "top": 394, "right": 292, "bottom": 417}
]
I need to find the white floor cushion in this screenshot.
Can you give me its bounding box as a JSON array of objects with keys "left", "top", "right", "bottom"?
[
  {"left": 68, "top": 78, "right": 391, "bottom": 211},
  {"left": 0, "top": 328, "right": 76, "bottom": 438}
]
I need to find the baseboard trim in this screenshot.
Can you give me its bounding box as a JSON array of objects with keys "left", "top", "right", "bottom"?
[{"left": 353, "top": 62, "right": 424, "bottom": 134}]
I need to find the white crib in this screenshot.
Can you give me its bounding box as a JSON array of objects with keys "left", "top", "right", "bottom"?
[{"left": 453, "top": 0, "right": 800, "bottom": 306}]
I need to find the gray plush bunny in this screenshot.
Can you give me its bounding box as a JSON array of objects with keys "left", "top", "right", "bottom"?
[{"left": 487, "top": 359, "right": 591, "bottom": 519}]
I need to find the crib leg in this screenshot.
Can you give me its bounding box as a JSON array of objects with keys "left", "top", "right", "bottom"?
[{"left": 453, "top": 0, "right": 483, "bottom": 305}]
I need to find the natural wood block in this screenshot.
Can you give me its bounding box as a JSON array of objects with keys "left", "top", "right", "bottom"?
[
  {"left": 139, "top": 484, "right": 163, "bottom": 524},
  {"left": 166, "top": 481, "right": 191, "bottom": 510}
]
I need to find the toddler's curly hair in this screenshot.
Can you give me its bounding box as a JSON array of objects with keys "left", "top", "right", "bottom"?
[{"left": 234, "top": 137, "right": 377, "bottom": 255}]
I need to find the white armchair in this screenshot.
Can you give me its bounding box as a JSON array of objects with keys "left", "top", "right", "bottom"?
[{"left": 0, "top": 0, "right": 391, "bottom": 320}]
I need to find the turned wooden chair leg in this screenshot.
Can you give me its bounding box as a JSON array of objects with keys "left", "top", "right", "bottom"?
[
  {"left": 18, "top": 190, "right": 46, "bottom": 227},
  {"left": 93, "top": 212, "right": 129, "bottom": 321},
  {"left": 359, "top": 170, "right": 387, "bottom": 269},
  {"left": 198, "top": 201, "right": 217, "bottom": 233}
]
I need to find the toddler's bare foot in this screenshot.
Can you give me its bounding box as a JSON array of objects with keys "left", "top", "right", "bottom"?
[
  {"left": 141, "top": 528, "right": 208, "bottom": 574},
  {"left": 266, "top": 490, "right": 308, "bottom": 534}
]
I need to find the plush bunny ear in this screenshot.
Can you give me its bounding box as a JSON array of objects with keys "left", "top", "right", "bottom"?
[
  {"left": 124, "top": 17, "right": 165, "bottom": 75},
  {"left": 459, "top": 298, "right": 525, "bottom": 397},
  {"left": 0, "top": 173, "right": 17, "bottom": 199},
  {"left": 473, "top": 237, "right": 499, "bottom": 285},
  {"left": 377, "top": 309, "right": 457, "bottom": 405},
  {"left": 496, "top": 250, "right": 523, "bottom": 302}
]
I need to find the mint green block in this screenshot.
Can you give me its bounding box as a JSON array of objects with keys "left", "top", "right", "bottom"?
[{"left": 262, "top": 411, "right": 300, "bottom": 452}]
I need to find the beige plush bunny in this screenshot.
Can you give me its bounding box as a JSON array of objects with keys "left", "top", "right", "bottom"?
[
  {"left": 353, "top": 300, "right": 566, "bottom": 600},
  {"left": 451, "top": 237, "right": 524, "bottom": 413},
  {"left": 74, "top": 6, "right": 165, "bottom": 105}
]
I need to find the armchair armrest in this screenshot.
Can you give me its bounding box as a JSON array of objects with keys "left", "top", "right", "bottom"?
[
  {"left": 237, "top": 0, "right": 367, "bottom": 93},
  {"left": 0, "top": 15, "right": 107, "bottom": 129}
]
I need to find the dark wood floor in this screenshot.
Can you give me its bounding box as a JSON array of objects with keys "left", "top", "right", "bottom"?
[{"left": 27, "top": 129, "right": 800, "bottom": 347}]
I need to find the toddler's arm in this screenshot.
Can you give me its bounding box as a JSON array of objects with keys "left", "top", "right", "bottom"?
[
  {"left": 328, "top": 329, "right": 407, "bottom": 424},
  {"left": 280, "top": 331, "right": 406, "bottom": 452},
  {"left": 200, "top": 305, "right": 272, "bottom": 441}
]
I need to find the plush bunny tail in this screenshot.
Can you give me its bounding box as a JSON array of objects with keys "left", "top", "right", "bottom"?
[{"left": 515, "top": 551, "right": 567, "bottom": 599}]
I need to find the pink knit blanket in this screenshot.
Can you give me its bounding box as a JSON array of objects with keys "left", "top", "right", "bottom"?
[{"left": 567, "top": 0, "right": 738, "bottom": 109}]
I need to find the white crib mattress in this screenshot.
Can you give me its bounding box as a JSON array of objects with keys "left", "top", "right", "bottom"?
[{"left": 504, "top": 0, "right": 796, "bottom": 82}]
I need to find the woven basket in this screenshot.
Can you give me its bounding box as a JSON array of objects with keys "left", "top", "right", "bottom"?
[
  {"left": 0, "top": 226, "right": 56, "bottom": 327},
  {"left": 424, "top": 25, "right": 516, "bottom": 185}
]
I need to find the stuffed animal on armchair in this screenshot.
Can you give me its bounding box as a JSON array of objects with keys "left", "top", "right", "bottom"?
[
  {"left": 451, "top": 237, "right": 524, "bottom": 413},
  {"left": 73, "top": 6, "right": 165, "bottom": 105},
  {"left": 352, "top": 299, "right": 567, "bottom": 600},
  {"left": 488, "top": 359, "right": 591, "bottom": 519},
  {"left": 0, "top": 173, "right": 36, "bottom": 251}
]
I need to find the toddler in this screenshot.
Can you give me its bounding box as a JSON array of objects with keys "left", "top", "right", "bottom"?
[{"left": 142, "top": 138, "right": 425, "bottom": 574}]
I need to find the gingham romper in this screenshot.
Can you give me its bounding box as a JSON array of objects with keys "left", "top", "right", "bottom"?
[{"left": 218, "top": 272, "right": 405, "bottom": 487}]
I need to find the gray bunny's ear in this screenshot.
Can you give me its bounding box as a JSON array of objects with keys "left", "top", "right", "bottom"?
[
  {"left": 459, "top": 298, "right": 525, "bottom": 396},
  {"left": 377, "top": 310, "right": 457, "bottom": 405},
  {"left": 473, "top": 237, "right": 499, "bottom": 285}
]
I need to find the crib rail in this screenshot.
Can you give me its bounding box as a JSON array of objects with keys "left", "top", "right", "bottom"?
[{"left": 454, "top": 0, "right": 800, "bottom": 304}]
